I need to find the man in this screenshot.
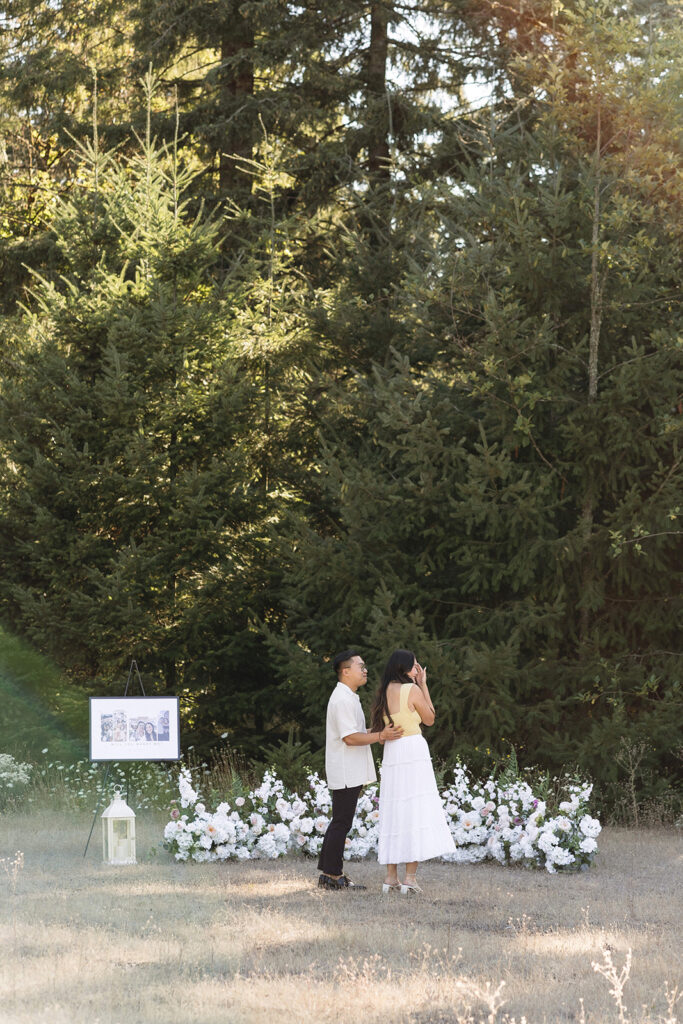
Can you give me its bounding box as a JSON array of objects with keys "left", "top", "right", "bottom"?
[{"left": 317, "top": 649, "right": 403, "bottom": 891}]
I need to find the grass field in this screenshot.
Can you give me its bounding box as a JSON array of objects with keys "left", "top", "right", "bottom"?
[{"left": 0, "top": 812, "right": 680, "bottom": 1024}]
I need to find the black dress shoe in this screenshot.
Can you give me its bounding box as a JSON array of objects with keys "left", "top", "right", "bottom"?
[
  {"left": 341, "top": 874, "right": 367, "bottom": 890},
  {"left": 318, "top": 873, "right": 345, "bottom": 890}
]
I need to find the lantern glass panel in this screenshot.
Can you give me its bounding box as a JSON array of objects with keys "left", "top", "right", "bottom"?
[{"left": 113, "top": 820, "right": 130, "bottom": 861}]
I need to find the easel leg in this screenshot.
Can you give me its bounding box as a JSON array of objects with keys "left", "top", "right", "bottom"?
[{"left": 83, "top": 764, "right": 110, "bottom": 859}]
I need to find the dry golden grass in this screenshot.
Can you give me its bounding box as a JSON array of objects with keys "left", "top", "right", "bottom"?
[{"left": 0, "top": 812, "right": 681, "bottom": 1024}]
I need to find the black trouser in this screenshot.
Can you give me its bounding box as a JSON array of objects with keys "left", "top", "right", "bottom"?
[{"left": 317, "top": 784, "right": 362, "bottom": 876}]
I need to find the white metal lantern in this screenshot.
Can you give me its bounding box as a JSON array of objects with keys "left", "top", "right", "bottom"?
[{"left": 101, "top": 787, "right": 136, "bottom": 864}]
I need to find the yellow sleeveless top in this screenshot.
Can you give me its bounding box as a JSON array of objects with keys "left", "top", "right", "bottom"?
[{"left": 383, "top": 682, "right": 422, "bottom": 736}]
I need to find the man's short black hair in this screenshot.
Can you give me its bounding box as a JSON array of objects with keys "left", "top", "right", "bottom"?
[{"left": 333, "top": 649, "right": 360, "bottom": 676}]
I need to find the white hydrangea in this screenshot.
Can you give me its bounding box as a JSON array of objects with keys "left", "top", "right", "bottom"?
[
  {"left": 518, "top": 839, "right": 537, "bottom": 861},
  {"left": 537, "top": 831, "right": 559, "bottom": 853},
  {"left": 550, "top": 846, "right": 575, "bottom": 866},
  {"left": 272, "top": 823, "right": 290, "bottom": 844},
  {"left": 487, "top": 837, "right": 506, "bottom": 863},
  {"left": 256, "top": 833, "right": 280, "bottom": 859},
  {"left": 579, "top": 815, "right": 602, "bottom": 838},
  {"left": 215, "top": 844, "right": 235, "bottom": 860}
]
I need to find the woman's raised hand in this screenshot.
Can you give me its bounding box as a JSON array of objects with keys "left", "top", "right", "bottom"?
[{"left": 415, "top": 663, "right": 427, "bottom": 687}]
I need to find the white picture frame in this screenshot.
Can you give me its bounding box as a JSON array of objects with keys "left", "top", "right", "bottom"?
[{"left": 89, "top": 696, "right": 180, "bottom": 761}]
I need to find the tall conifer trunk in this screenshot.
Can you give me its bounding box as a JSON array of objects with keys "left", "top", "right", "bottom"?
[
  {"left": 367, "top": 3, "right": 390, "bottom": 179},
  {"left": 580, "top": 102, "right": 604, "bottom": 641},
  {"left": 219, "top": 2, "right": 255, "bottom": 196}
]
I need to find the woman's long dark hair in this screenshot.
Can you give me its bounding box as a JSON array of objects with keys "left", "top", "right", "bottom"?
[{"left": 370, "top": 649, "right": 416, "bottom": 732}]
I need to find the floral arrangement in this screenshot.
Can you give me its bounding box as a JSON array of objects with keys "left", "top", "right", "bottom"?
[
  {"left": 163, "top": 763, "right": 601, "bottom": 873},
  {"left": 440, "top": 764, "right": 601, "bottom": 873}
]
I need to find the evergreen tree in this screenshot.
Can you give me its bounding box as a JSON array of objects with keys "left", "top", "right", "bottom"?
[
  {"left": 0, "top": 0, "right": 139, "bottom": 308},
  {"left": 0, "top": 76, "right": 295, "bottom": 747},
  {"left": 268, "top": 0, "right": 682, "bottom": 798}
]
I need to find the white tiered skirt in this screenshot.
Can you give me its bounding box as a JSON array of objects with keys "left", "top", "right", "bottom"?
[{"left": 378, "top": 734, "right": 456, "bottom": 865}]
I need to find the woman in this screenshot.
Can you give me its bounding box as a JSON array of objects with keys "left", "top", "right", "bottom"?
[
  {"left": 371, "top": 649, "right": 455, "bottom": 893},
  {"left": 144, "top": 721, "right": 157, "bottom": 741}
]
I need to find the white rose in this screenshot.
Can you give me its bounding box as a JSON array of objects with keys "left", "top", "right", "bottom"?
[{"left": 459, "top": 811, "right": 482, "bottom": 831}]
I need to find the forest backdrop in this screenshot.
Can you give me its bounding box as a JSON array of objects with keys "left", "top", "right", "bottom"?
[{"left": 0, "top": 0, "right": 680, "bottom": 812}]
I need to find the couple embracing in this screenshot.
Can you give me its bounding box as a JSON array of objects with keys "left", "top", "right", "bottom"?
[{"left": 317, "top": 648, "right": 455, "bottom": 894}]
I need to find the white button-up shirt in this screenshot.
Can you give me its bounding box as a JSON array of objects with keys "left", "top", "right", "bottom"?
[{"left": 324, "top": 682, "right": 377, "bottom": 791}]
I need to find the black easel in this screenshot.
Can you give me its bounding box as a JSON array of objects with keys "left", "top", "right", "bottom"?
[{"left": 83, "top": 660, "right": 146, "bottom": 858}]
